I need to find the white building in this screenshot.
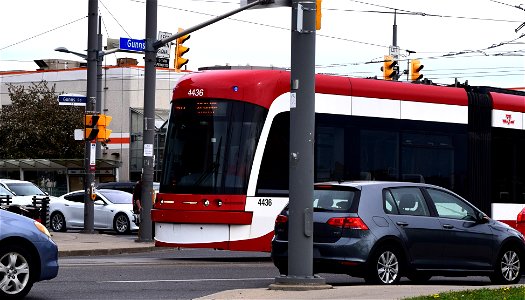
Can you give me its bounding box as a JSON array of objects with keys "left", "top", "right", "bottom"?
[{"left": 0, "top": 58, "right": 185, "bottom": 194}]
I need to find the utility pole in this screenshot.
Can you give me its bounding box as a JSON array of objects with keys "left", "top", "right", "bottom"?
[
  {"left": 83, "top": 0, "right": 98, "bottom": 234},
  {"left": 390, "top": 10, "right": 400, "bottom": 81},
  {"left": 271, "top": 0, "right": 327, "bottom": 289},
  {"left": 96, "top": 15, "right": 103, "bottom": 159}
]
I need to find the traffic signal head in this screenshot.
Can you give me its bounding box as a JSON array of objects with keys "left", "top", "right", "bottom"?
[
  {"left": 381, "top": 55, "right": 397, "bottom": 81},
  {"left": 96, "top": 114, "right": 112, "bottom": 142},
  {"left": 175, "top": 28, "right": 190, "bottom": 71},
  {"left": 85, "top": 114, "right": 99, "bottom": 141},
  {"left": 410, "top": 59, "right": 424, "bottom": 81}
]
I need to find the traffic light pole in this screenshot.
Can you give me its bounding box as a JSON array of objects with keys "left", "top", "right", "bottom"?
[
  {"left": 139, "top": 0, "right": 274, "bottom": 242},
  {"left": 83, "top": 0, "right": 98, "bottom": 234},
  {"left": 271, "top": 0, "right": 327, "bottom": 289}
]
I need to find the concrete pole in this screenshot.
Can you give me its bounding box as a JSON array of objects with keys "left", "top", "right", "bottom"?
[
  {"left": 83, "top": 0, "right": 98, "bottom": 233},
  {"left": 272, "top": 0, "right": 326, "bottom": 288},
  {"left": 138, "top": 0, "right": 157, "bottom": 242}
]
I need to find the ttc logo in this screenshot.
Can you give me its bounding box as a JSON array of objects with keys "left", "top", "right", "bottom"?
[{"left": 503, "top": 114, "right": 515, "bottom": 126}]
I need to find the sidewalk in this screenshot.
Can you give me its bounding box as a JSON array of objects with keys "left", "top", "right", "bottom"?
[
  {"left": 51, "top": 231, "right": 156, "bottom": 257},
  {"left": 50, "top": 232, "right": 523, "bottom": 299}
]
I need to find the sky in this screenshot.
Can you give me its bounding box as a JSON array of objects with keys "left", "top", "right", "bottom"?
[{"left": 0, "top": 0, "right": 524, "bottom": 88}]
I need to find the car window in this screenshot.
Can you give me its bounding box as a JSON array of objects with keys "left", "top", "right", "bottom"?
[
  {"left": 64, "top": 192, "right": 85, "bottom": 203},
  {"left": 388, "top": 187, "right": 430, "bottom": 216},
  {"left": 383, "top": 190, "right": 399, "bottom": 214},
  {"left": 313, "top": 189, "right": 357, "bottom": 212},
  {"left": 0, "top": 185, "right": 14, "bottom": 197},
  {"left": 98, "top": 190, "right": 132, "bottom": 204},
  {"left": 426, "top": 188, "right": 477, "bottom": 221}
]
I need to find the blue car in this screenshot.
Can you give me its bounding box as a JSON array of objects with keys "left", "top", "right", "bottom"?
[{"left": 0, "top": 209, "right": 59, "bottom": 298}]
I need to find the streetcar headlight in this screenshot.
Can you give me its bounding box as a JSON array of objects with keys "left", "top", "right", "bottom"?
[{"left": 203, "top": 199, "right": 210, "bottom": 206}]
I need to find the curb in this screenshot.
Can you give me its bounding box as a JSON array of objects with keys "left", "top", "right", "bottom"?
[{"left": 58, "top": 245, "right": 159, "bottom": 257}]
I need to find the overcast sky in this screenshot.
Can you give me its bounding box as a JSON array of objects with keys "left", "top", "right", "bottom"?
[{"left": 0, "top": 0, "right": 524, "bottom": 88}]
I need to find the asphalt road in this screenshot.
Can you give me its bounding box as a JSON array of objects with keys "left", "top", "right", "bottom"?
[{"left": 26, "top": 248, "right": 523, "bottom": 300}]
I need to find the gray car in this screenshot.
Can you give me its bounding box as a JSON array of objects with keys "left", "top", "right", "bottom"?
[{"left": 271, "top": 181, "right": 525, "bottom": 285}]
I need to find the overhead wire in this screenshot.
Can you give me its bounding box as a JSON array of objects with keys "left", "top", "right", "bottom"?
[{"left": 0, "top": 16, "right": 87, "bottom": 52}]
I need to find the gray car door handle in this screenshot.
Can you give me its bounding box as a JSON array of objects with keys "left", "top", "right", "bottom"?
[
  {"left": 442, "top": 224, "right": 454, "bottom": 229},
  {"left": 396, "top": 221, "right": 408, "bottom": 227}
]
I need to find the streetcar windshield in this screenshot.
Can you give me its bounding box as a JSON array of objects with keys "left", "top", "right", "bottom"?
[{"left": 161, "top": 99, "right": 268, "bottom": 194}]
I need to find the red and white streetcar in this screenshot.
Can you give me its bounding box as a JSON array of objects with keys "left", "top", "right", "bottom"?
[{"left": 152, "top": 67, "right": 525, "bottom": 251}]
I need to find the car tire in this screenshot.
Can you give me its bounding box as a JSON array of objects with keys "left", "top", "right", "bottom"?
[
  {"left": 113, "top": 213, "right": 130, "bottom": 234},
  {"left": 50, "top": 212, "right": 67, "bottom": 232},
  {"left": 490, "top": 247, "right": 522, "bottom": 284},
  {"left": 365, "top": 246, "right": 402, "bottom": 285},
  {"left": 0, "top": 244, "right": 35, "bottom": 299}
]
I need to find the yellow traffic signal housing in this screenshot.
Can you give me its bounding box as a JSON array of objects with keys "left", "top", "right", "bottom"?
[
  {"left": 381, "top": 55, "right": 397, "bottom": 81},
  {"left": 84, "top": 114, "right": 99, "bottom": 141},
  {"left": 175, "top": 28, "right": 190, "bottom": 72},
  {"left": 96, "top": 114, "right": 112, "bottom": 142},
  {"left": 316, "top": 0, "right": 322, "bottom": 30},
  {"left": 410, "top": 59, "right": 424, "bottom": 81}
]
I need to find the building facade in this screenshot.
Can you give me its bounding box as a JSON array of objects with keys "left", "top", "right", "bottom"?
[{"left": 0, "top": 59, "right": 184, "bottom": 194}]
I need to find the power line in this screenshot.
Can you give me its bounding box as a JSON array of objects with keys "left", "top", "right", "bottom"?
[
  {"left": 0, "top": 16, "right": 87, "bottom": 52},
  {"left": 100, "top": 0, "right": 132, "bottom": 38}
]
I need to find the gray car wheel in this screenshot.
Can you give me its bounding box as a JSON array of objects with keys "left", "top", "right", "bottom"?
[
  {"left": 0, "top": 245, "right": 34, "bottom": 299},
  {"left": 113, "top": 213, "right": 130, "bottom": 234},
  {"left": 365, "top": 247, "right": 401, "bottom": 285},
  {"left": 50, "top": 212, "right": 67, "bottom": 232},
  {"left": 490, "top": 248, "right": 522, "bottom": 284}
]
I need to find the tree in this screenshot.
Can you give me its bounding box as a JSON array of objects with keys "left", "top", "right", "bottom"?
[{"left": 0, "top": 81, "right": 84, "bottom": 159}]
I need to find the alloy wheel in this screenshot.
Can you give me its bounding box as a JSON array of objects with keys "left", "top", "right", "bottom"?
[
  {"left": 500, "top": 250, "right": 520, "bottom": 282},
  {"left": 0, "top": 251, "right": 30, "bottom": 295},
  {"left": 114, "top": 214, "right": 129, "bottom": 233},
  {"left": 377, "top": 250, "right": 399, "bottom": 284}
]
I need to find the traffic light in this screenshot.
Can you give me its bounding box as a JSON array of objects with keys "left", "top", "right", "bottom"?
[
  {"left": 316, "top": 0, "right": 322, "bottom": 30},
  {"left": 175, "top": 28, "right": 190, "bottom": 72},
  {"left": 410, "top": 59, "right": 424, "bottom": 81},
  {"left": 85, "top": 114, "right": 99, "bottom": 141},
  {"left": 96, "top": 114, "right": 112, "bottom": 142},
  {"left": 381, "top": 55, "right": 397, "bottom": 80}
]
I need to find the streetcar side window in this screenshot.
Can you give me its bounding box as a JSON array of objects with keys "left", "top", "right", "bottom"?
[{"left": 256, "top": 113, "right": 290, "bottom": 196}]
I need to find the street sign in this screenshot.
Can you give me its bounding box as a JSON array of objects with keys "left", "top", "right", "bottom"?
[
  {"left": 156, "top": 31, "right": 172, "bottom": 68},
  {"left": 155, "top": 57, "right": 169, "bottom": 68},
  {"left": 58, "top": 94, "right": 87, "bottom": 106},
  {"left": 156, "top": 31, "right": 172, "bottom": 58},
  {"left": 119, "top": 37, "right": 146, "bottom": 52}
]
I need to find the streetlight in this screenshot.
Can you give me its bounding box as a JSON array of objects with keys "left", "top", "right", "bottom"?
[{"left": 53, "top": 13, "right": 120, "bottom": 233}]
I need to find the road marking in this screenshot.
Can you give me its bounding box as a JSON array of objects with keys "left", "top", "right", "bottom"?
[{"left": 101, "top": 277, "right": 274, "bottom": 283}]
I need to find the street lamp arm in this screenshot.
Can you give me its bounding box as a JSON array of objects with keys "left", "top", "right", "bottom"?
[{"left": 54, "top": 47, "right": 88, "bottom": 60}]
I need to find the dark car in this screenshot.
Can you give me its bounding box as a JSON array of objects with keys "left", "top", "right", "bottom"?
[
  {"left": 0, "top": 209, "right": 59, "bottom": 298},
  {"left": 96, "top": 181, "right": 159, "bottom": 194},
  {"left": 271, "top": 181, "right": 525, "bottom": 285}
]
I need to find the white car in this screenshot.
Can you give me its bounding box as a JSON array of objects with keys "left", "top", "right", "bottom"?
[
  {"left": 49, "top": 189, "right": 139, "bottom": 234},
  {"left": 0, "top": 179, "right": 54, "bottom": 206}
]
